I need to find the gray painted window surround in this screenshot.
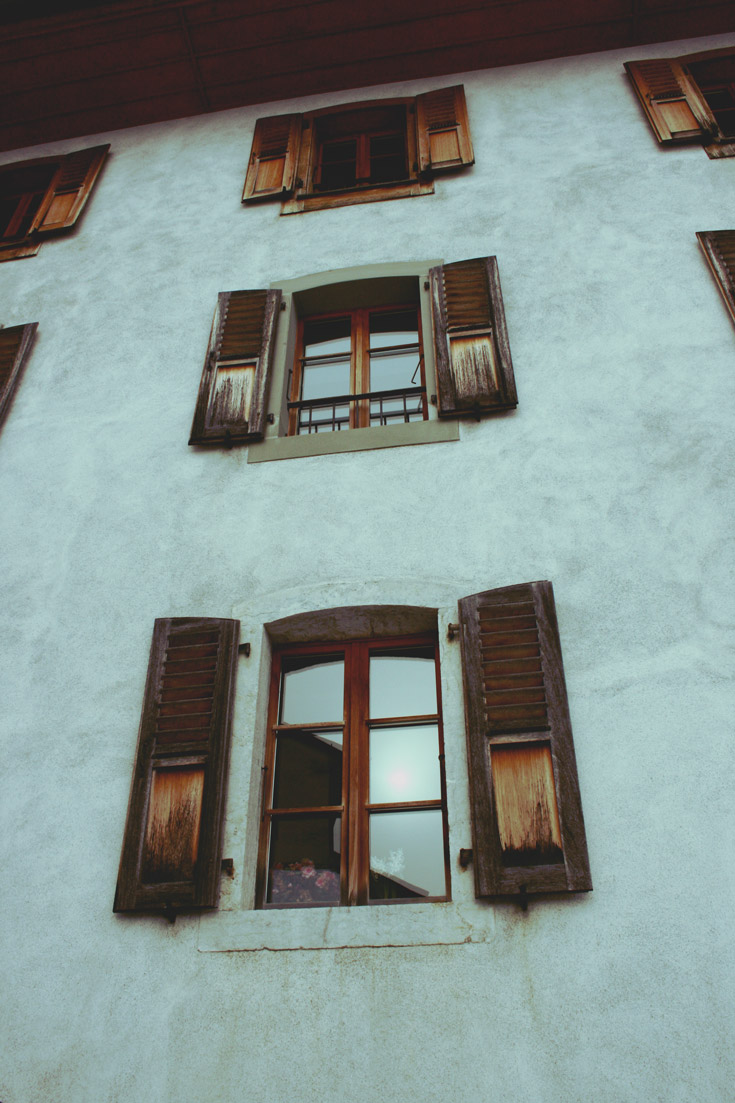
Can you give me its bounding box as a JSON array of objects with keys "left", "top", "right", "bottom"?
[{"left": 247, "top": 261, "right": 460, "bottom": 462}]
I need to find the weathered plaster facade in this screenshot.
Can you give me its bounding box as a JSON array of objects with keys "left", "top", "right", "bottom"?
[{"left": 1, "top": 31, "right": 733, "bottom": 1103}]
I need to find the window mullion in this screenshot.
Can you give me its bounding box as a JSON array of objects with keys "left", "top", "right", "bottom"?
[
  {"left": 354, "top": 309, "right": 370, "bottom": 429},
  {"left": 288, "top": 316, "right": 304, "bottom": 436},
  {"left": 349, "top": 640, "right": 370, "bottom": 905},
  {"left": 356, "top": 132, "right": 370, "bottom": 182},
  {"left": 345, "top": 641, "right": 362, "bottom": 905}
]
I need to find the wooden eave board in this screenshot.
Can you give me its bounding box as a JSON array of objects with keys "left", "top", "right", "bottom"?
[{"left": 0, "top": 0, "right": 733, "bottom": 152}]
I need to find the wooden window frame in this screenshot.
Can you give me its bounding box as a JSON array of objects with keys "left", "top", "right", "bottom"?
[
  {"left": 312, "top": 106, "right": 408, "bottom": 193},
  {"left": 256, "top": 634, "right": 450, "bottom": 909},
  {"left": 243, "top": 87, "right": 473, "bottom": 215},
  {"left": 285, "top": 98, "right": 429, "bottom": 214},
  {"left": 287, "top": 302, "right": 428, "bottom": 436}
]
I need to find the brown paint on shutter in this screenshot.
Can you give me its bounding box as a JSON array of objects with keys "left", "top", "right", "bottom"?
[
  {"left": 416, "top": 86, "right": 473, "bottom": 173},
  {"left": 491, "top": 744, "right": 563, "bottom": 866},
  {"left": 697, "top": 231, "right": 735, "bottom": 327},
  {"left": 459, "top": 581, "right": 591, "bottom": 897},
  {"left": 242, "top": 114, "right": 302, "bottom": 202},
  {"left": 430, "top": 256, "right": 517, "bottom": 418},
  {"left": 114, "top": 617, "right": 239, "bottom": 914},
  {"left": 0, "top": 323, "right": 37, "bottom": 431},
  {"left": 189, "top": 287, "right": 282, "bottom": 446},
  {"left": 625, "top": 59, "right": 711, "bottom": 143},
  {"left": 142, "top": 766, "right": 205, "bottom": 883},
  {"left": 35, "top": 145, "right": 109, "bottom": 234}
]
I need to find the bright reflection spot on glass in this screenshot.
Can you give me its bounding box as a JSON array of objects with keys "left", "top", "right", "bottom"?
[{"left": 388, "top": 769, "right": 409, "bottom": 792}]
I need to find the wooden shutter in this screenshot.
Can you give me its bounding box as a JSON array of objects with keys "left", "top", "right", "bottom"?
[
  {"left": 416, "top": 86, "right": 473, "bottom": 174},
  {"left": 242, "top": 114, "right": 302, "bottom": 202},
  {"left": 189, "top": 288, "right": 282, "bottom": 446},
  {"left": 624, "top": 59, "right": 712, "bottom": 144},
  {"left": 0, "top": 323, "right": 37, "bottom": 431},
  {"left": 35, "top": 145, "right": 109, "bottom": 234},
  {"left": 459, "top": 581, "right": 591, "bottom": 898},
  {"left": 697, "top": 231, "right": 735, "bottom": 327},
  {"left": 429, "top": 256, "right": 517, "bottom": 418},
  {"left": 114, "top": 618, "right": 239, "bottom": 914}
]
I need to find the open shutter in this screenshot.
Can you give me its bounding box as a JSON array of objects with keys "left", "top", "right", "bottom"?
[
  {"left": 697, "top": 231, "right": 735, "bottom": 326},
  {"left": 0, "top": 323, "right": 37, "bottom": 431},
  {"left": 189, "top": 288, "right": 281, "bottom": 446},
  {"left": 416, "top": 86, "right": 473, "bottom": 174},
  {"left": 430, "top": 256, "right": 517, "bottom": 418},
  {"left": 114, "top": 617, "right": 239, "bottom": 914},
  {"left": 242, "top": 114, "right": 302, "bottom": 202},
  {"left": 34, "top": 145, "right": 109, "bottom": 234},
  {"left": 625, "top": 59, "right": 712, "bottom": 144},
  {"left": 459, "top": 581, "right": 591, "bottom": 898}
]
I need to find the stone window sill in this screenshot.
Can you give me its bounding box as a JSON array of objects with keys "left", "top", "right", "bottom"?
[{"left": 247, "top": 418, "right": 459, "bottom": 463}]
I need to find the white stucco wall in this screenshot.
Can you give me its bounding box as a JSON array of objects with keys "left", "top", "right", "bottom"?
[{"left": 1, "top": 32, "right": 734, "bottom": 1103}]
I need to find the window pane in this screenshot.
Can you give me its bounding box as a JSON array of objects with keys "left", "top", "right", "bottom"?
[
  {"left": 369, "top": 309, "right": 418, "bottom": 348},
  {"left": 319, "top": 139, "right": 357, "bottom": 190},
  {"left": 369, "top": 648, "right": 437, "bottom": 718},
  {"left": 280, "top": 655, "right": 344, "bottom": 724},
  {"left": 301, "top": 359, "right": 351, "bottom": 402},
  {"left": 369, "top": 133, "right": 407, "bottom": 183},
  {"left": 303, "top": 317, "right": 351, "bottom": 359},
  {"left": 369, "top": 810, "right": 446, "bottom": 900},
  {"left": 369, "top": 723, "right": 440, "bottom": 803},
  {"left": 267, "top": 815, "right": 341, "bottom": 905},
  {"left": 272, "top": 728, "right": 343, "bottom": 809},
  {"left": 369, "top": 350, "right": 421, "bottom": 393}
]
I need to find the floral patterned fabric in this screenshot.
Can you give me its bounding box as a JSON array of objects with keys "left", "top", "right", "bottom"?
[{"left": 269, "top": 860, "right": 340, "bottom": 904}]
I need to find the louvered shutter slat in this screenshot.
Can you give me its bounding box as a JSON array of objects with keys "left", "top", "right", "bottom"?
[
  {"left": 459, "top": 582, "right": 591, "bottom": 897},
  {"left": 189, "top": 288, "right": 281, "bottom": 446},
  {"left": 0, "top": 323, "right": 37, "bottom": 431},
  {"left": 242, "top": 115, "right": 302, "bottom": 202},
  {"left": 430, "top": 257, "right": 517, "bottom": 418},
  {"left": 114, "top": 617, "right": 239, "bottom": 914},
  {"left": 36, "top": 145, "right": 109, "bottom": 234},
  {"left": 416, "top": 86, "right": 473, "bottom": 174},
  {"left": 625, "top": 59, "right": 706, "bottom": 143},
  {"left": 697, "top": 230, "right": 735, "bottom": 327}
]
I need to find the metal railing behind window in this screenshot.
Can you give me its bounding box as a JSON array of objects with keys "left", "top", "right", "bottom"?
[{"left": 288, "top": 385, "right": 427, "bottom": 434}]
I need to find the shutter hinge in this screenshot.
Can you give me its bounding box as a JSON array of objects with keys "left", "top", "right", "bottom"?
[
  {"left": 424, "top": 280, "right": 430, "bottom": 290},
  {"left": 447, "top": 623, "right": 460, "bottom": 641},
  {"left": 238, "top": 642, "right": 251, "bottom": 656},
  {"left": 430, "top": 394, "right": 437, "bottom": 406},
  {"left": 280, "top": 301, "right": 287, "bottom": 310},
  {"left": 459, "top": 848, "right": 473, "bottom": 869},
  {"left": 221, "top": 858, "right": 234, "bottom": 877}
]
